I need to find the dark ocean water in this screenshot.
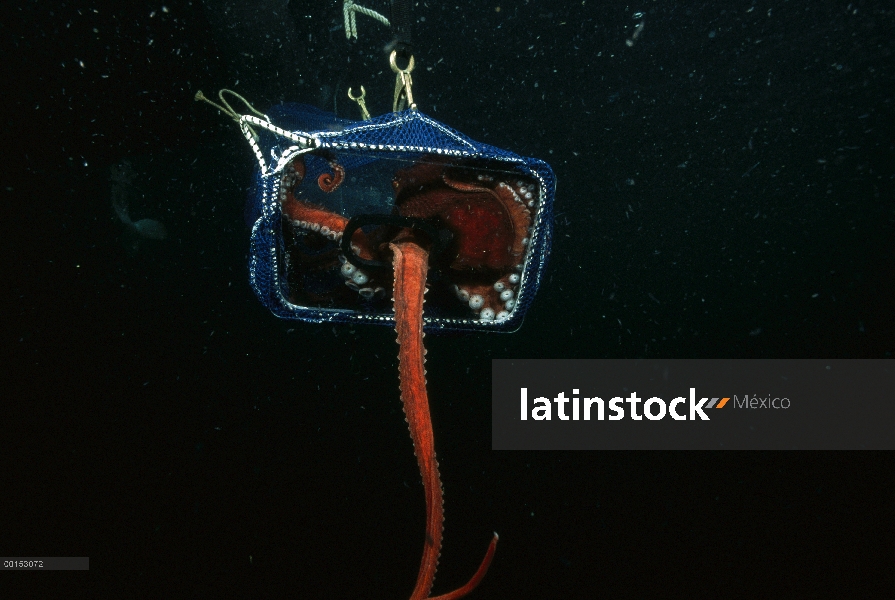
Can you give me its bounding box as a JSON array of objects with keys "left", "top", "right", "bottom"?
[{"left": 2, "top": 0, "right": 893, "bottom": 597}]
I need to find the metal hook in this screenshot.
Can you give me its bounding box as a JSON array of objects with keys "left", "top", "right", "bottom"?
[
  {"left": 390, "top": 50, "right": 417, "bottom": 112},
  {"left": 347, "top": 86, "right": 371, "bottom": 120},
  {"left": 389, "top": 50, "right": 415, "bottom": 74}
]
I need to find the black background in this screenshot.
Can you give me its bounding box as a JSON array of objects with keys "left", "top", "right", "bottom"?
[{"left": 2, "top": 0, "right": 893, "bottom": 597}]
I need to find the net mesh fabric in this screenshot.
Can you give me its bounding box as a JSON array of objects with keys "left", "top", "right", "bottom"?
[{"left": 247, "top": 104, "right": 555, "bottom": 332}]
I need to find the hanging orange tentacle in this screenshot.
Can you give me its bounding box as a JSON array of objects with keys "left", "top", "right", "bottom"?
[
  {"left": 391, "top": 237, "right": 440, "bottom": 599},
  {"left": 391, "top": 237, "right": 497, "bottom": 600},
  {"left": 429, "top": 533, "right": 498, "bottom": 600}
]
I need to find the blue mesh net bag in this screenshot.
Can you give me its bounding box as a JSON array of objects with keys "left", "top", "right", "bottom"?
[{"left": 241, "top": 103, "right": 555, "bottom": 332}]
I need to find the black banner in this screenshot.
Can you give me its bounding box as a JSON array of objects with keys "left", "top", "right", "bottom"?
[{"left": 492, "top": 360, "right": 894, "bottom": 450}]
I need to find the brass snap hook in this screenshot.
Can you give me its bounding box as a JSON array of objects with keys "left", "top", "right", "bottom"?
[
  {"left": 390, "top": 50, "right": 416, "bottom": 112},
  {"left": 347, "top": 86, "right": 371, "bottom": 120},
  {"left": 389, "top": 50, "right": 415, "bottom": 74}
]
